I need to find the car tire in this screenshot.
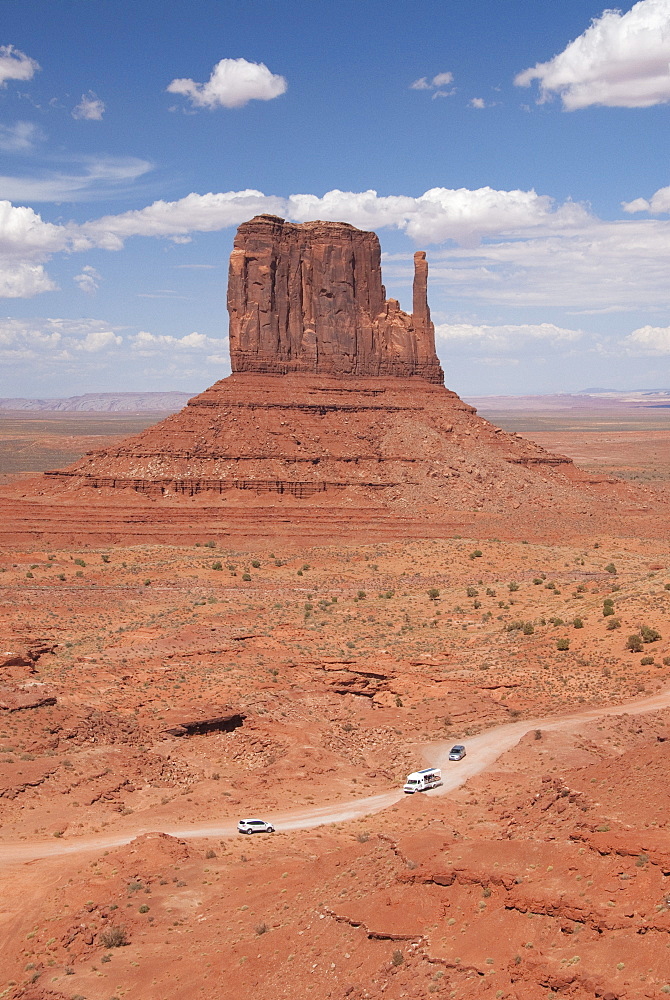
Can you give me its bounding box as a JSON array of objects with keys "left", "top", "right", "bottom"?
[
  {"left": 245, "top": 828, "right": 253, "bottom": 834},
  {"left": 268, "top": 826, "right": 275, "bottom": 833}
]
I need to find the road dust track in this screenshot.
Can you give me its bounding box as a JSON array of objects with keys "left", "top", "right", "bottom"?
[{"left": 2, "top": 687, "right": 670, "bottom": 869}]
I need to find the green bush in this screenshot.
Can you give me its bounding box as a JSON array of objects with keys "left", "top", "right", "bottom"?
[
  {"left": 573, "top": 618, "right": 584, "bottom": 629},
  {"left": 508, "top": 581, "right": 520, "bottom": 592},
  {"left": 626, "top": 634, "right": 643, "bottom": 653},
  {"left": 640, "top": 625, "right": 661, "bottom": 643},
  {"left": 522, "top": 622, "right": 534, "bottom": 635},
  {"left": 556, "top": 638, "right": 570, "bottom": 651},
  {"left": 466, "top": 586, "right": 478, "bottom": 598},
  {"left": 242, "top": 573, "right": 252, "bottom": 581},
  {"left": 606, "top": 617, "right": 621, "bottom": 630},
  {"left": 604, "top": 563, "right": 617, "bottom": 574},
  {"left": 251, "top": 560, "right": 261, "bottom": 568},
  {"left": 603, "top": 606, "right": 615, "bottom": 617},
  {"left": 212, "top": 561, "right": 223, "bottom": 571},
  {"left": 641, "top": 656, "right": 654, "bottom": 666},
  {"left": 427, "top": 588, "right": 440, "bottom": 600},
  {"left": 469, "top": 550, "right": 482, "bottom": 560}
]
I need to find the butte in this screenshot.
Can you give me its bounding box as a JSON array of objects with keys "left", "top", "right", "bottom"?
[{"left": 0, "top": 215, "right": 665, "bottom": 546}]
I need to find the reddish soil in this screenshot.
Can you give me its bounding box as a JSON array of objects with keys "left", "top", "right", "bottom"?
[{"left": 0, "top": 399, "right": 669, "bottom": 999}]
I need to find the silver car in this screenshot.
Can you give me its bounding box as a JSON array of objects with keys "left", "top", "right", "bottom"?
[
  {"left": 448, "top": 744, "right": 466, "bottom": 761},
  {"left": 237, "top": 818, "right": 275, "bottom": 835}
]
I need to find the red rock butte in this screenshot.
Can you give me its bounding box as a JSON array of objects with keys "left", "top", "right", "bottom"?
[
  {"left": 1, "top": 215, "right": 666, "bottom": 545},
  {"left": 228, "top": 214, "right": 443, "bottom": 382}
]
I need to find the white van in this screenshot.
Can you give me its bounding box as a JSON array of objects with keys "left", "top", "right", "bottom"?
[{"left": 403, "top": 767, "right": 443, "bottom": 794}]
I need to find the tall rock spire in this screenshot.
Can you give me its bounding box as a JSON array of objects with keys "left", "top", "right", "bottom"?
[{"left": 227, "top": 215, "right": 443, "bottom": 383}]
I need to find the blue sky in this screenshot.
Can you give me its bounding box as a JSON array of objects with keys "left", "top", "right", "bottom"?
[{"left": 2, "top": 0, "right": 670, "bottom": 397}]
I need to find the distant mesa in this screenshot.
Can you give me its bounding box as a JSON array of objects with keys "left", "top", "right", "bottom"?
[{"left": 228, "top": 214, "right": 443, "bottom": 382}]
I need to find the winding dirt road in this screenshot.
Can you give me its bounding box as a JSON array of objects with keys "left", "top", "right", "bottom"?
[{"left": 2, "top": 687, "right": 669, "bottom": 869}]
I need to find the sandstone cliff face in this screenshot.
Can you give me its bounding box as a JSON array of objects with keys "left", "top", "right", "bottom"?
[{"left": 227, "top": 215, "right": 443, "bottom": 383}]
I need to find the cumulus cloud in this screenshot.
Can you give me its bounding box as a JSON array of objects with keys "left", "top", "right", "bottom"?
[
  {"left": 0, "top": 121, "right": 44, "bottom": 153},
  {"left": 623, "top": 324, "right": 670, "bottom": 354},
  {"left": 410, "top": 71, "right": 454, "bottom": 92},
  {"left": 80, "top": 189, "right": 285, "bottom": 247},
  {"left": 76, "top": 329, "right": 121, "bottom": 352},
  {"left": 622, "top": 184, "right": 670, "bottom": 214},
  {"left": 167, "top": 57, "right": 287, "bottom": 109},
  {"left": 469, "top": 98, "right": 486, "bottom": 109},
  {"left": 130, "top": 330, "right": 225, "bottom": 355},
  {"left": 515, "top": 0, "right": 670, "bottom": 109},
  {"left": 0, "top": 45, "right": 39, "bottom": 87},
  {"left": 72, "top": 91, "right": 106, "bottom": 121},
  {"left": 287, "top": 187, "right": 588, "bottom": 245},
  {"left": 0, "top": 201, "right": 67, "bottom": 297},
  {"left": 435, "top": 322, "right": 583, "bottom": 349},
  {"left": 73, "top": 265, "right": 101, "bottom": 294}
]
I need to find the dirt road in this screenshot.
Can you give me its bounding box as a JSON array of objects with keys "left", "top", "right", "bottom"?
[{"left": 2, "top": 687, "right": 669, "bottom": 869}]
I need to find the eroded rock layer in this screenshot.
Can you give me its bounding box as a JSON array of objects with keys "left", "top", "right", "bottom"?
[
  {"left": 228, "top": 215, "right": 443, "bottom": 382},
  {"left": 46, "top": 373, "right": 575, "bottom": 502}
]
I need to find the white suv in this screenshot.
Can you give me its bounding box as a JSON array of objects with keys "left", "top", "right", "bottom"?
[{"left": 237, "top": 818, "right": 275, "bottom": 835}]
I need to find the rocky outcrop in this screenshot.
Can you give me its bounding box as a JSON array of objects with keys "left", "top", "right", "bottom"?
[{"left": 228, "top": 215, "right": 443, "bottom": 382}]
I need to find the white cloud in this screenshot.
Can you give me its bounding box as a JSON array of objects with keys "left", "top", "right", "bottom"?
[
  {"left": 469, "top": 98, "right": 486, "bottom": 109},
  {"left": 435, "top": 322, "right": 583, "bottom": 350},
  {"left": 81, "top": 189, "right": 285, "bottom": 246},
  {"left": 0, "top": 201, "right": 66, "bottom": 297},
  {"left": 410, "top": 71, "right": 454, "bottom": 93},
  {"left": 0, "top": 45, "right": 39, "bottom": 87},
  {"left": 0, "top": 318, "right": 119, "bottom": 360},
  {"left": 515, "top": 0, "right": 670, "bottom": 110},
  {"left": 130, "top": 330, "right": 226, "bottom": 355},
  {"left": 74, "top": 264, "right": 101, "bottom": 294},
  {"left": 286, "top": 187, "right": 588, "bottom": 245},
  {"left": 76, "top": 329, "right": 121, "bottom": 352},
  {"left": 0, "top": 121, "right": 44, "bottom": 152},
  {"left": 0, "top": 156, "right": 152, "bottom": 203},
  {"left": 622, "top": 184, "right": 670, "bottom": 214},
  {"left": 167, "top": 57, "right": 287, "bottom": 109},
  {"left": 72, "top": 91, "right": 106, "bottom": 121},
  {"left": 623, "top": 324, "right": 670, "bottom": 354}
]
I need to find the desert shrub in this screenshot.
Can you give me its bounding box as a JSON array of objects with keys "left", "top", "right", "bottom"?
[
  {"left": 604, "top": 563, "right": 617, "bottom": 574},
  {"left": 606, "top": 617, "right": 621, "bottom": 630},
  {"left": 626, "top": 634, "right": 644, "bottom": 653},
  {"left": 549, "top": 617, "right": 565, "bottom": 627},
  {"left": 533, "top": 578, "right": 543, "bottom": 585},
  {"left": 573, "top": 618, "right": 584, "bottom": 629},
  {"left": 486, "top": 587, "right": 496, "bottom": 596},
  {"left": 99, "top": 925, "right": 128, "bottom": 948},
  {"left": 204, "top": 540, "right": 215, "bottom": 548},
  {"left": 395, "top": 694, "right": 403, "bottom": 707},
  {"left": 576, "top": 583, "right": 586, "bottom": 593},
  {"left": 255, "top": 922, "right": 269, "bottom": 935},
  {"left": 522, "top": 622, "right": 534, "bottom": 635},
  {"left": 392, "top": 950, "right": 404, "bottom": 966},
  {"left": 212, "top": 561, "right": 223, "bottom": 571},
  {"left": 665, "top": 583, "right": 670, "bottom": 591},
  {"left": 242, "top": 573, "right": 251, "bottom": 581},
  {"left": 508, "top": 581, "right": 520, "bottom": 592},
  {"left": 138, "top": 904, "right": 150, "bottom": 913},
  {"left": 506, "top": 621, "right": 524, "bottom": 632},
  {"left": 466, "top": 586, "right": 478, "bottom": 598},
  {"left": 641, "top": 656, "right": 654, "bottom": 666},
  {"left": 603, "top": 598, "right": 614, "bottom": 607},
  {"left": 101, "top": 554, "right": 110, "bottom": 563},
  {"left": 357, "top": 590, "right": 366, "bottom": 599},
  {"left": 603, "top": 606, "right": 615, "bottom": 617},
  {"left": 251, "top": 560, "right": 261, "bottom": 568},
  {"left": 469, "top": 549, "right": 482, "bottom": 560},
  {"left": 205, "top": 849, "right": 216, "bottom": 859},
  {"left": 74, "top": 558, "right": 86, "bottom": 567},
  {"left": 534, "top": 729, "right": 542, "bottom": 740},
  {"left": 427, "top": 588, "right": 440, "bottom": 600},
  {"left": 556, "top": 638, "right": 570, "bottom": 651},
  {"left": 640, "top": 625, "right": 661, "bottom": 643}
]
